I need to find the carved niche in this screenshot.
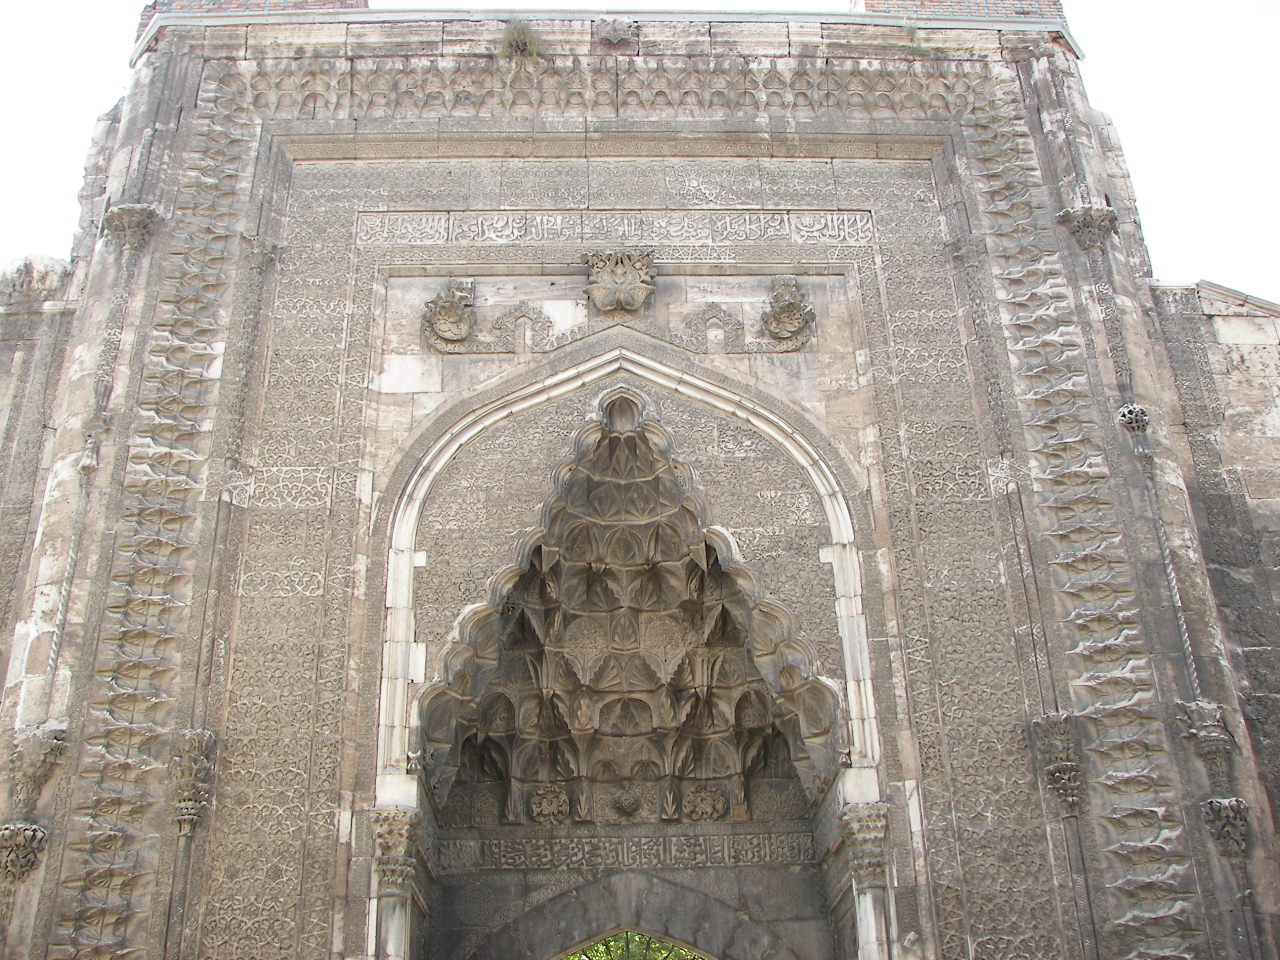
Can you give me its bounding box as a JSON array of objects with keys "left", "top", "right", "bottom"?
[{"left": 417, "top": 395, "right": 844, "bottom": 828}]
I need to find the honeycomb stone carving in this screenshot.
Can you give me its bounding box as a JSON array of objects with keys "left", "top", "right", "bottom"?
[
  {"left": 1031, "top": 712, "right": 1083, "bottom": 812},
  {"left": 422, "top": 279, "right": 477, "bottom": 350},
  {"left": 418, "top": 394, "right": 843, "bottom": 828},
  {"left": 683, "top": 784, "right": 728, "bottom": 822},
  {"left": 760, "top": 276, "right": 815, "bottom": 347},
  {"left": 167, "top": 729, "right": 215, "bottom": 836},
  {"left": 583, "top": 250, "right": 655, "bottom": 312}
]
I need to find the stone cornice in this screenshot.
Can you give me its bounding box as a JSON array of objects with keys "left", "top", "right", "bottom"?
[{"left": 132, "top": 9, "right": 1079, "bottom": 65}]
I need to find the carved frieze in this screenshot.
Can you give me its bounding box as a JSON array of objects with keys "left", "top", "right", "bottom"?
[
  {"left": 167, "top": 729, "right": 215, "bottom": 836},
  {"left": 583, "top": 250, "right": 654, "bottom": 312},
  {"left": 1030, "top": 712, "right": 1083, "bottom": 813},
  {"left": 759, "top": 276, "right": 815, "bottom": 348}
]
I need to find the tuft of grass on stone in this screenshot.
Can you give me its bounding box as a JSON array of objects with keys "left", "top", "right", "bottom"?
[{"left": 499, "top": 18, "right": 542, "bottom": 60}]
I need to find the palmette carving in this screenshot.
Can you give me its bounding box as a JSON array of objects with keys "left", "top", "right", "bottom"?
[
  {"left": 1199, "top": 797, "right": 1247, "bottom": 859},
  {"left": 167, "top": 729, "right": 215, "bottom": 835},
  {"left": 1031, "top": 713, "right": 1083, "bottom": 812},
  {"left": 0, "top": 822, "right": 48, "bottom": 882},
  {"left": 583, "top": 250, "right": 654, "bottom": 312},
  {"left": 8, "top": 723, "right": 67, "bottom": 819},
  {"left": 1176, "top": 699, "right": 1234, "bottom": 793},
  {"left": 102, "top": 203, "right": 160, "bottom": 252},
  {"left": 1056, "top": 204, "right": 1117, "bottom": 250}
]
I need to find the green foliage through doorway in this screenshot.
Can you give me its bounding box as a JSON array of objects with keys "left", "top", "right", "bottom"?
[{"left": 562, "top": 930, "right": 709, "bottom": 960}]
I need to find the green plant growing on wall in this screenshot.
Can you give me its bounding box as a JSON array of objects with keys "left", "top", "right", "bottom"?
[{"left": 499, "top": 18, "right": 542, "bottom": 60}]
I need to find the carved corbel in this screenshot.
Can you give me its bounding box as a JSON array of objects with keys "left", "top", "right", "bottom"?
[
  {"left": 838, "top": 800, "right": 890, "bottom": 890},
  {"left": 1200, "top": 796, "right": 1248, "bottom": 859},
  {"left": 583, "top": 250, "right": 654, "bottom": 312},
  {"left": 759, "top": 275, "right": 815, "bottom": 349},
  {"left": 103, "top": 203, "right": 161, "bottom": 252},
  {"left": 1176, "top": 700, "right": 1235, "bottom": 793},
  {"left": 596, "top": 17, "right": 635, "bottom": 45},
  {"left": 1056, "top": 204, "right": 1117, "bottom": 250},
  {"left": 371, "top": 808, "right": 422, "bottom": 898},
  {"left": 0, "top": 822, "right": 48, "bottom": 883},
  {"left": 167, "top": 729, "right": 216, "bottom": 836},
  {"left": 1030, "top": 712, "right": 1084, "bottom": 813}
]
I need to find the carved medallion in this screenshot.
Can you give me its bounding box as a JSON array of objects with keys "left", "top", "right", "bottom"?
[
  {"left": 583, "top": 250, "right": 654, "bottom": 312},
  {"left": 530, "top": 784, "right": 570, "bottom": 824},
  {"left": 612, "top": 790, "right": 641, "bottom": 817},
  {"left": 422, "top": 279, "right": 477, "bottom": 348},
  {"left": 683, "top": 784, "right": 728, "bottom": 822},
  {"left": 760, "top": 276, "right": 815, "bottom": 346}
]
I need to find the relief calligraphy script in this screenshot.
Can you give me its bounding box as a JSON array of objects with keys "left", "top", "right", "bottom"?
[{"left": 356, "top": 210, "right": 874, "bottom": 247}]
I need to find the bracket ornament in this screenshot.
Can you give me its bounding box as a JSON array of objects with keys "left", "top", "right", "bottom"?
[
  {"left": 1056, "top": 204, "right": 1117, "bottom": 250},
  {"left": 838, "top": 801, "right": 890, "bottom": 889},
  {"left": 422, "top": 279, "right": 477, "bottom": 350},
  {"left": 1031, "top": 712, "right": 1083, "bottom": 813},
  {"left": 759, "top": 276, "right": 815, "bottom": 348},
  {"left": 371, "top": 808, "right": 422, "bottom": 898},
  {"left": 102, "top": 203, "right": 161, "bottom": 252},
  {"left": 583, "top": 250, "right": 654, "bottom": 312},
  {"left": 167, "top": 729, "right": 216, "bottom": 836}
]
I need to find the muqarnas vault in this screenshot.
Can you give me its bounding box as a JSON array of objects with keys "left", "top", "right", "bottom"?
[{"left": 1, "top": 2, "right": 1278, "bottom": 960}]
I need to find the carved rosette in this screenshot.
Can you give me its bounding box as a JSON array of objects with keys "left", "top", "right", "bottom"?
[
  {"left": 422, "top": 279, "right": 477, "bottom": 350},
  {"left": 1117, "top": 402, "right": 1151, "bottom": 434},
  {"left": 530, "top": 785, "right": 570, "bottom": 825},
  {"left": 1030, "top": 712, "right": 1083, "bottom": 813},
  {"left": 1176, "top": 700, "right": 1235, "bottom": 793},
  {"left": 1200, "top": 797, "right": 1248, "bottom": 859},
  {"left": 839, "top": 801, "right": 890, "bottom": 890},
  {"left": 0, "top": 822, "right": 48, "bottom": 883},
  {"left": 759, "top": 276, "right": 815, "bottom": 348},
  {"left": 683, "top": 784, "right": 728, "bottom": 822},
  {"left": 583, "top": 250, "right": 654, "bottom": 312},
  {"left": 1056, "top": 204, "right": 1117, "bottom": 250},
  {"left": 102, "top": 203, "right": 161, "bottom": 252},
  {"left": 371, "top": 808, "right": 422, "bottom": 898},
  {"left": 167, "top": 729, "right": 216, "bottom": 836}
]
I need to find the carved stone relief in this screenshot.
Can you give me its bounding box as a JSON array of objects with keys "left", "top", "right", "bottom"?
[
  {"left": 422, "top": 279, "right": 478, "bottom": 351},
  {"left": 583, "top": 250, "right": 655, "bottom": 312},
  {"left": 418, "top": 395, "right": 844, "bottom": 831},
  {"left": 168, "top": 729, "right": 216, "bottom": 835},
  {"left": 759, "top": 276, "right": 816, "bottom": 349}
]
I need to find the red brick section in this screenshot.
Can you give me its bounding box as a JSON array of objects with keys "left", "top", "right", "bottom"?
[
  {"left": 137, "top": 0, "right": 369, "bottom": 38},
  {"left": 865, "top": 0, "right": 1063, "bottom": 16}
]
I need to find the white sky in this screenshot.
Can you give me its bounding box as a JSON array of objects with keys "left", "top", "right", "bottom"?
[{"left": 1, "top": 1, "right": 1276, "bottom": 302}]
